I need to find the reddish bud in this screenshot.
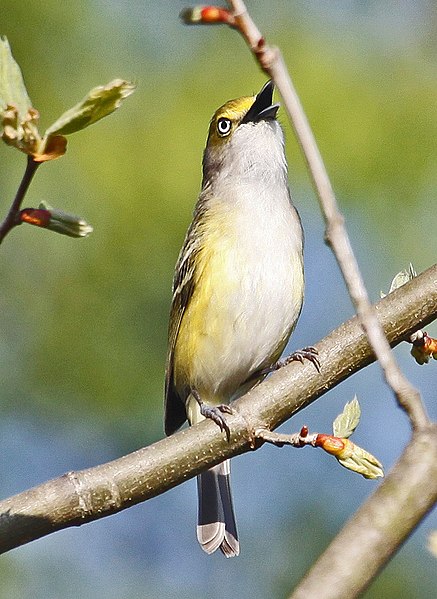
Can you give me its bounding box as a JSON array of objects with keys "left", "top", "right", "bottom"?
[
  {"left": 33, "top": 135, "right": 67, "bottom": 162},
  {"left": 300, "top": 425, "right": 309, "bottom": 438},
  {"left": 20, "top": 208, "right": 51, "bottom": 228},
  {"left": 180, "top": 6, "right": 236, "bottom": 26},
  {"left": 315, "top": 434, "right": 347, "bottom": 455},
  {"left": 257, "top": 37, "right": 266, "bottom": 49},
  {"left": 411, "top": 330, "right": 437, "bottom": 364}
]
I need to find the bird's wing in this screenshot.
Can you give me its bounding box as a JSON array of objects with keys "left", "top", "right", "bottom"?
[{"left": 164, "top": 219, "right": 202, "bottom": 435}]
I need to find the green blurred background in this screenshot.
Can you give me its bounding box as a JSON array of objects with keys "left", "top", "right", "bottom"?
[{"left": 0, "top": 1, "right": 436, "bottom": 598}]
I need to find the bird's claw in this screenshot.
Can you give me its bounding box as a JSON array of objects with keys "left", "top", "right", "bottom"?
[
  {"left": 198, "top": 400, "right": 232, "bottom": 441},
  {"left": 278, "top": 346, "right": 320, "bottom": 373}
]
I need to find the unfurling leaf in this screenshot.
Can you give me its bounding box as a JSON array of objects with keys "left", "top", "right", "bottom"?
[
  {"left": 0, "top": 36, "right": 41, "bottom": 154},
  {"left": 0, "top": 36, "right": 32, "bottom": 118},
  {"left": 20, "top": 201, "right": 93, "bottom": 238},
  {"left": 336, "top": 439, "right": 384, "bottom": 480},
  {"left": 428, "top": 531, "right": 437, "bottom": 559},
  {"left": 39, "top": 201, "right": 93, "bottom": 237},
  {"left": 317, "top": 435, "right": 383, "bottom": 479},
  {"left": 316, "top": 398, "right": 383, "bottom": 479},
  {"left": 380, "top": 263, "right": 416, "bottom": 298},
  {"left": 43, "top": 79, "right": 136, "bottom": 138},
  {"left": 333, "top": 397, "right": 361, "bottom": 439}
]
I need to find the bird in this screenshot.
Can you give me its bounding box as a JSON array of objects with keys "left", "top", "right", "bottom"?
[{"left": 164, "top": 81, "right": 316, "bottom": 557}]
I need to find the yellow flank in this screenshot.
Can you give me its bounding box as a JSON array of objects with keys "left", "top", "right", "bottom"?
[{"left": 173, "top": 201, "right": 236, "bottom": 396}]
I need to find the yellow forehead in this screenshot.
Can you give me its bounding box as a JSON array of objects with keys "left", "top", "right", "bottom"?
[
  {"left": 207, "top": 95, "right": 255, "bottom": 144},
  {"left": 213, "top": 96, "right": 254, "bottom": 121}
]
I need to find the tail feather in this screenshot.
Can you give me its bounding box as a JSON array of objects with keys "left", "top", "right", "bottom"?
[
  {"left": 197, "top": 460, "right": 239, "bottom": 557},
  {"left": 217, "top": 460, "right": 239, "bottom": 557}
]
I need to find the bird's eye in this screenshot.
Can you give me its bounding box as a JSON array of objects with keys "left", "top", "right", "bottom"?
[{"left": 216, "top": 117, "right": 232, "bottom": 137}]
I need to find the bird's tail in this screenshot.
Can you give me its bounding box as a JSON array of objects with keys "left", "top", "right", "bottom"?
[{"left": 196, "top": 459, "right": 239, "bottom": 557}]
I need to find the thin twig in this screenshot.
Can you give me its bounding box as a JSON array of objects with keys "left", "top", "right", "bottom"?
[
  {"left": 226, "top": 0, "right": 429, "bottom": 431},
  {"left": 255, "top": 427, "right": 317, "bottom": 448},
  {"left": 0, "top": 155, "right": 40, "bottom": 244}
]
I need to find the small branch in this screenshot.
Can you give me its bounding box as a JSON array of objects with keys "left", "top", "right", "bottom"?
[
  {"left": 223, "top": 0, "right": 428, "bottom": 431},
  {"left": 0, "top": 155, "right": 40, "bottom": 243},
  {"left": 0, "top": 264, "right": 436, "bottom": 554},
  {"left": 256, "top": 418, "right": 384, "bottom": 481},
  {"left": 255, "top": 426, "right": 317, "bottom": 448}
]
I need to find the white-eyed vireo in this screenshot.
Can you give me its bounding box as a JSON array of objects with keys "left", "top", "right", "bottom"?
[{"left": 165, "top": 81, "right": 312, "bottom": 557}]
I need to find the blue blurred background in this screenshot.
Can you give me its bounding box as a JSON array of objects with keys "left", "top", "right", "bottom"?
[{"left": 0, "top": 1, "right": 436, "bottom": 597}]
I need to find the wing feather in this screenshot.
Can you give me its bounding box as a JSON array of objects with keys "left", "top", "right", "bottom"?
[{"left": 164, "top": 216, "right": 203, "bottom": 435}]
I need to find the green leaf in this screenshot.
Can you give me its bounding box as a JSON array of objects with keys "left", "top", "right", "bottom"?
[
  {"left": 380, "top": 263, "right": 416, "bottom": 298},
  {"left": 44, "top": 79, "right": 136, "bottom": 138},
  {"left": 337, "top": 441, "right": 384, "bottom": 479},
  {"left": 333, "top": 397, "right": 361, "bottom": 439},
  {"left": 0, "top": 35, "right": 32, "bottom": 118},
  {"left": 388, "top": 263, "right": 417, "bottom": 293},
  {"left": 428, "top": 531, "right": 437, "bottom": 559},
  {"left": 38, "top": 201, "right": 93, "bottom": 238},
  {"left": 0, "top": 36, "right": 40, "bottom": 154}
]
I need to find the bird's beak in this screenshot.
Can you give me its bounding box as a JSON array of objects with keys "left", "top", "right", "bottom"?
[{"left": 241, "top": 80, "right": 280, "bottom": 124}]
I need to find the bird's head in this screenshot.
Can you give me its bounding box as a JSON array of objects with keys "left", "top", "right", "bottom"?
[{"left": 202, "top": 81, "right": 285, "bottom": 184}]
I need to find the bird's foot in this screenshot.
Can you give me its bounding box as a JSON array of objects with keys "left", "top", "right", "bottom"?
[
  {"left": 262, "top": 346, "right": 320, "bottom": 376},
  {"left": 192, "top": 390, "right": 233, "bottom": 441}
]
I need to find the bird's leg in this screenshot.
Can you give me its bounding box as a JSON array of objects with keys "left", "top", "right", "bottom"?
[
  {"left": 259, "top": 346, "right": 320, "bottom": 377},
  {"left": 191, "top": 389, "right": 233, "bottom": 441}
]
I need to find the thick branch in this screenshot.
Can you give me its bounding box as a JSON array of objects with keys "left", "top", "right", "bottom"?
[
  {"left": 289, "top": 425, "right": 437, "bottom": 599},
  {"left": 0, "top": 263, "right": 436, "bottom": 554}
]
